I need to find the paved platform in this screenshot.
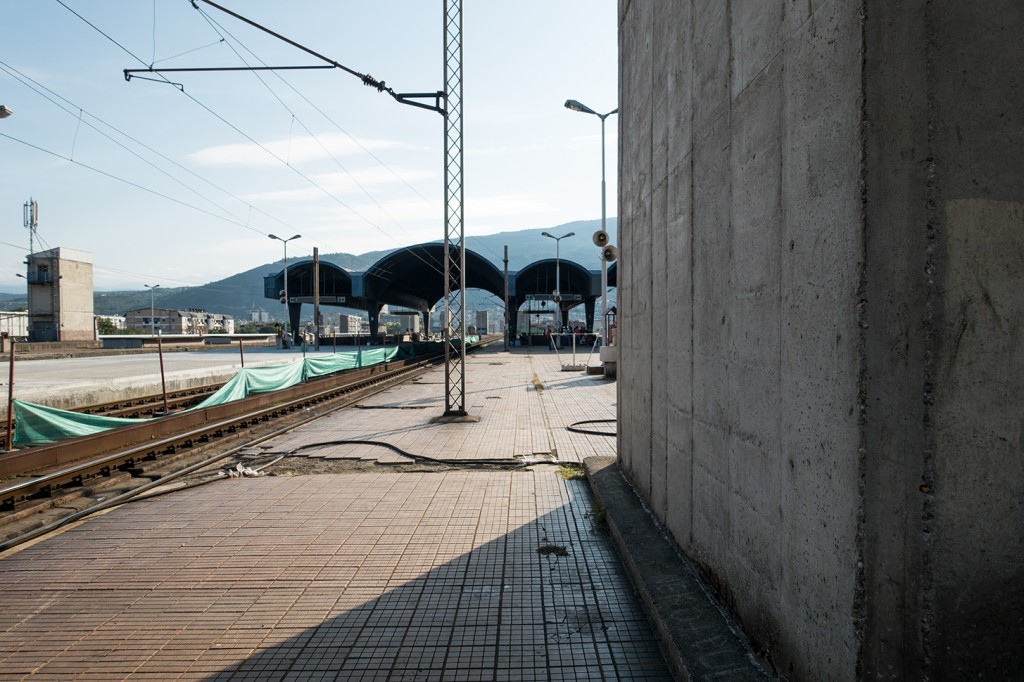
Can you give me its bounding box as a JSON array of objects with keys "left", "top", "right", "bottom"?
[
  {"left": 0, "top": 347, "right": 674, "bottom": 680},
  {"left": 265, "top": 349, "right": 615, "bottom": 465}
]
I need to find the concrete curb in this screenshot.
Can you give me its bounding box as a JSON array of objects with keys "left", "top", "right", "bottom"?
[{"left": 583, "top": 456, "right": 773, "bottom": 681}]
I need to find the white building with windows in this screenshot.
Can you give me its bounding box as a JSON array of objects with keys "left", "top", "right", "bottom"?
[{"left": 125, "top": 308, "right": 234, "bottom": 335}]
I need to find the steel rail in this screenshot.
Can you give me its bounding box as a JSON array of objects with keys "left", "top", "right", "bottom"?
[
  {"left": 0, "top": 383, "right": 224, "bottom": 448},
  {"left": 0, "top": 358, "right": 441, "bottom": 555},
  {"left": 0, "top": 337, "right": 495, "bottom": 507},
  {"left": 0, "top": 355, "right": 429, "bottom": 502},
  {"left": 81, "top": 383, "right": 221, "bottom": 417}
]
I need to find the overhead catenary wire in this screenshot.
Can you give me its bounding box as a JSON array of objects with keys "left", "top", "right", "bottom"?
[
  {"left": 51, "top": 0, "right": 368, "bottom": 259},
  {"left": 1, "top": 132, "right": 261, "bottom": 232},
  {"left": 0, "top": 60, "right": 283, "bottom": 237},
  {"left": 187, "top": 5, "right": 462, "bottom": 275},
  {"left": 39, "top": 1, "right": 500, "bottom": 306},
  {"left": 193, "top": 6, "right": 438, "bottom": 243},
  {"left": 188, "top": 4, "right": 507, "bottom": 271}
]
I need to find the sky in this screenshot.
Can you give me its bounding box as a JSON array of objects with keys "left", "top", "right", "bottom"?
[{"left": 0, "top": 1, "right": 618, "bottom": 291}]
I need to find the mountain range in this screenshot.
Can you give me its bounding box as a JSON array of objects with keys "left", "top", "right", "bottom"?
[{"left": 2, "top": 218, "right": 617, "bottom": 322}]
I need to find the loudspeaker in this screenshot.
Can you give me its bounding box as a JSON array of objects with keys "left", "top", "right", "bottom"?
[
  {"left": 592, "top": 230, "right": 609, "bottom": 247},
  {"left": 601, "top": 244, "right": 618, "bottom": 262}
]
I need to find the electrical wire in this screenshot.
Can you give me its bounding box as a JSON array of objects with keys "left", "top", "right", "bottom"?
[
  {"left": 284, "top": 439, "right": 531, "bottom": 468},
  {"left": 1, "top": 131, "right": 256, "bottom": 231},
  {"left": 194, "top": 8, "right": 436, "bottom": 241},
  {"left": 191, "top": 7, "right": 457, "bottom": 272},
  {"left": 565, "top": 419, "right": 617, "bottom": 437},
  {"left": 0, "top": 60, "right": 272, "bottom": 235},
  {"left": 52, "top": 0, "right": 341, "bottom": 254},
  {"left": 45, "top": 1, "right": 500, "bottom": 307}
]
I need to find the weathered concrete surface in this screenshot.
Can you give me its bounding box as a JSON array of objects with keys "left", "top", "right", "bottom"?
[
  {"left": 584, "top": 456, "right": 771, "bottom": 681},
  {"left": 618, "top": 0, "right": 1024, "bottom": 679}
]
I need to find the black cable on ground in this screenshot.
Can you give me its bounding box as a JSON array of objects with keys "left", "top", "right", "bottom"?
[
  {"left": 566, "top": 419, "right": 617, "bottom": 437},
  {"left": 284, "top": 440, "right": 557, "bottom": 469}
]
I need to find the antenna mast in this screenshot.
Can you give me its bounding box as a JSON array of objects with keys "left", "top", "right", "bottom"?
[{"left": 23, "top": 198, "right": 38, "bottom": 255}]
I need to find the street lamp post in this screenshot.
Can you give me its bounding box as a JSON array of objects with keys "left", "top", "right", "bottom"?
[
  {"left": 269, "top": 233, "right": 302, "bottom": 344},
  {"left": 565, "top": 99, "right": 617, "bottom": 337},
  {"left": 540, "top": 231, "right": 575, "bottom": 326},
  {"left": 144, "top": 284, "right": 160, "bottom": 336}
]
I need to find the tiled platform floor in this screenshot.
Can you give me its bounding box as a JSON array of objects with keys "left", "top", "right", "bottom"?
[
  {"left": 0, "top": 348, "right": 669, "bottom": 680},
  {"left": 0, "top": 471, "right": 670, "bottom": 680},
  {"left": 263, "top": 347, "right": 617, "bottom": 465}
]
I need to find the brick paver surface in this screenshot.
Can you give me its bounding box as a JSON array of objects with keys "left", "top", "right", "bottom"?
[
  {"left": 0, "top": 348, "right": 668, "bottom": 680},
  {"left": 266, "top": 347, "right": 617, "bottom": 464},
  {"left": 0, "top": 470, "right": 669, "bottom": 680}
]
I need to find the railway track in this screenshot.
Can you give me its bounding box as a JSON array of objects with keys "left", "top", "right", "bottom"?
[
  {"left": 0, "top": 338, "right": 495, "bottom": 552},
  {"left": 0, "top": 384, "right": 223, "bottom": 451},
  {"left": 81, "top": 383, "right": 222, "bottom": 418}
]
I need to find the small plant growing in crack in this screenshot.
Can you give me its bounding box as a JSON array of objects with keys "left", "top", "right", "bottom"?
[
  {"left": 585, "top": 507, "right": 608, "bottom": 531},
  {"left": 558, "top": 463, "right": 585, "bottom": 480},
  {"left": 537, "top": 544, "right": 569, "bottom": 557}
]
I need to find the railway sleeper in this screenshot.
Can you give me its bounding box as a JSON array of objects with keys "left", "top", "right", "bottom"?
[{"left": 0, "top": 470, "right": 140, "bottom": 537}]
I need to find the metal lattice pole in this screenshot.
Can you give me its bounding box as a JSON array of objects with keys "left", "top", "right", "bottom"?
[{"left": 443, "top": 0, "right": 467, "bottom": 416}]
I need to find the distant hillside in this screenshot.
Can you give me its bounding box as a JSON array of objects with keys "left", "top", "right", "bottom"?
[
  {"left": 463, "top": 218, "right": 618, "bottom": 271},
  {"left": 4, "top": 218, "right": 618, "bottom": 322},
  {"left": 0, "top": 292, "right": 26, "bottom": 310}
]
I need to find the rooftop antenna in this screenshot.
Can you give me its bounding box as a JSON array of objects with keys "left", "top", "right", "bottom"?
[{"left": 23, "top": 198, "right": 38, "bottom": 256}]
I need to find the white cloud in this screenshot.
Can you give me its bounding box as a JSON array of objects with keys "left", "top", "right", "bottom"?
[
  {"left": 466, "top": 194, "right": 552, "bottom": 220},
  {"left": 188, "top": 133, "right": 415, "bottom": 168},
  {"left": 241, "top": 167, "right": 436, "bottom": 203}
]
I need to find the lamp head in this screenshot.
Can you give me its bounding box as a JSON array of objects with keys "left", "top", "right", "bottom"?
[
  {"left": 268, "top": 234, "right": 280, "bottom": 241},
  {"left": 0, "top": 105, "right": 12, "bottom": 118},
  {"left": 565, "top": 232, "right": 576, "bottom": 238},
  {"left": 564, "top": 99, "right": 596, "bottom": 115},
  {"left": 541, "top": 231, "right": 554, "bottom": 239}
]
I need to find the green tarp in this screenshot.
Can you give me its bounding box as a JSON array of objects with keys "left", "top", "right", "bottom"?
[{"left": 12, "top": 345, "right": 409, "bottom": 447}]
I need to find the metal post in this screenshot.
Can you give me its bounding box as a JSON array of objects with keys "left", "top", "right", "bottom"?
[
  {"left": 600, "top": 255, "right": 608, "bottom": 336},
  {"left": 555, "top": 239, "right": 561, "bottom": 301},
  {"left": 564, "top": 101, "right": 617, "bottom": 335},
  {"left": 503, "top": 245, "right": 509, "bottom": 351},
  {"left": 269, "top": 234, "right": 301, "bottom": 347},
  {"left": 157, "top": 334, "right": 169, "bottom": 414},
  {"left": 313, "top": 247, "right": 320, "bottom": 351},
  {"left": 6, "top": 339, "right": 15, "bottom": 450},
  {"left": 145, "top": 284, "right": 160, "bottom": 336},
  {"left": 442, "top": 0, "right": 467, "bottom": 417},
  {"left": 283, "top": 244, "right": 290, "bottom": 343},
  {"left": 238, "top": 337, "right": 245, "bottom": 367},
  {"left": 600, "top": 113, "right": 609, "bottom": 335}
]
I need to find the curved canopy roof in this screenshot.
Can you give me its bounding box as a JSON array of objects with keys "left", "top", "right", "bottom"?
[
  {"left": 360, "top": 243, "right": 505, "bottom": 310},
  {"left": 511, "top": 258, "right": 596, "bottom": 302},
  {"left": 264, "top": 261, "right": 357, "bottom": 305},
  {"left": 264, "top": 244, "right": 614, "bottom": 315}
]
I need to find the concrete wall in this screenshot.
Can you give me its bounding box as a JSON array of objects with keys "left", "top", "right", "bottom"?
[
  {"left": 56, "top": 257, "right": 95, "bottom": 341},
  {"left": 617, "top": 0, "right": 1024, "bottom": 679}
]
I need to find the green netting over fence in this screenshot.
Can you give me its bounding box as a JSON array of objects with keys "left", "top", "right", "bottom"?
[{"left": 12, "top": 345, "right": 409, "bottom": 448}]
